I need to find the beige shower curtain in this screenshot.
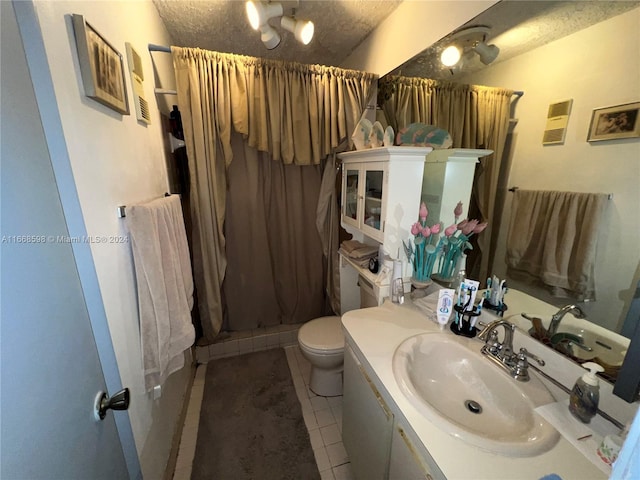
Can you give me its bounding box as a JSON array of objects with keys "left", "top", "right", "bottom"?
[
  {"left": 381, "top": 76, "right": 513, "bottom": 281},
  {"left": 172, "top": 47, "right": 376, "bottom": 341}
]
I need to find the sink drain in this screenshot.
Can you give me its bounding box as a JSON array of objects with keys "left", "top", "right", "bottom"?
[{"left": 465, "top": 400, "right": 482, "bottom": 414}]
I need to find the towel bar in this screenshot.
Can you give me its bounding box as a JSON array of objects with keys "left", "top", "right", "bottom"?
[
  {"left": 508, "top": 187, "right": 612, "bottom": 200},
  {"left": 117, "top": 192, "right": 174, "bottom": 218}
]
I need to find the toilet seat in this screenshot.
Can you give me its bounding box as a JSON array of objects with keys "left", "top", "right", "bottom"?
[{"left": 298, "top": 316, "right": 343, "bottom": 354}]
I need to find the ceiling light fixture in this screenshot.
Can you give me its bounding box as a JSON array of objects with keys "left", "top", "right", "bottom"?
[
  {"left": 439, "top": 26, "right": 499, "bottom": 68},
  {"left": 246, "top": 1, "right": 283, "bottom": 30},
  {"left": 473, "top": 41, "right": 500, "bottom": 65},
  {"left": 281, "top": 16, "right": 314, "bottom": 45},
  {"left": 245, "top": 1, "right": 314, "bottom": 48},
  {"left": 440, "top": 45, "right": 462, "bottom": 67}
]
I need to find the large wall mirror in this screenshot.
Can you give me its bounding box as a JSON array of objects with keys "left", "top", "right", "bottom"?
[{"left": 377, "top": 1, "right": 640, "bottom": 400}]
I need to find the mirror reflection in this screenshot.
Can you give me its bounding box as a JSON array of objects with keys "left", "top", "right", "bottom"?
[{"left": 378, "top": 1, "right": 640, "bottom": 384}]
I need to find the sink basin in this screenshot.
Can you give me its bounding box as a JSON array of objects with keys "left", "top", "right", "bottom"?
[
  {"left": 557, "top": 324, "right": 627, "bottom": 366},
  {"left": 392, "top": 333, "right": 559, "bottom": 456}
]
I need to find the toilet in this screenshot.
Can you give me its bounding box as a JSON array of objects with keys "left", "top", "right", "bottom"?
[{"left": 298, "top": 316, "right": 344, "bottom": 397}]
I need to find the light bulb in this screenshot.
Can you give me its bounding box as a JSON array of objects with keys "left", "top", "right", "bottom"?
[
  {"left": 281, "top": 17, "right": 314, "bottom": 45},
  {"left": 440, "top": 45, "right": 461, "bottom": 67},
  {"left": 299, "top": 20, "right": 314, "bottom": 45},
  {"left": 246, "top": 1, "right": 260, "bottom": 30}
]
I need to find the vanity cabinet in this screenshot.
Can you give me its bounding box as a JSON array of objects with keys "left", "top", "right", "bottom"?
[
  {"left": 343, "top": 341, "right": 445, "bottom": 480},
  {"left": 343, "top": 345, "right": 393, "bottom": 480},
  {"left": 389, "top": 423, "right": 438, "bottom": 480}
]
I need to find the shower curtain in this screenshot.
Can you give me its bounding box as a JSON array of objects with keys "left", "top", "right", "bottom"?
[
  {"left": 171, "top": 47, "right": 376, "bottom": 341},
  {"left": 381, "top": 76, "right": 513, "bottom": 281}
]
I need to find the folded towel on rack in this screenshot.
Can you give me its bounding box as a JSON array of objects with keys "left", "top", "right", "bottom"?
[
  {"left": 506, "top": 190, "right": 609, "bottom": 300},
  {"left": 127, "top": 195, "right": 195, "bottom": 392}
]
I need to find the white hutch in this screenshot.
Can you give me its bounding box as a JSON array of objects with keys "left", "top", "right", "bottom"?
[{"left": 338, "top": 147, "right": 492, "bottom": 312}]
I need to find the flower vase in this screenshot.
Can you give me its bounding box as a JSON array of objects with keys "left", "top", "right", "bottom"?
[{"left": 411, "top": 240, "right": 436, "bottom": 288}]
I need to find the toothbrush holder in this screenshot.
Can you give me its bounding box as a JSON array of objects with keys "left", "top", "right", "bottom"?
[
  {"left": 450, "top": 304, "right": 480, "bottom": 338},
  {"left": 483, "top": 300, "right": 508, "bottom": 317}
]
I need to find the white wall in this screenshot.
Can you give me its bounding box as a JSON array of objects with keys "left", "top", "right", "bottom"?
[
  {"left": 458, "top": 8, "right": 640, "bottom": 333},
  {"left": 340, "top": 0, "right": 497, "bottom": 75},
  {"left": 30, "top": 1, "right": 187, "bottom": 478}
]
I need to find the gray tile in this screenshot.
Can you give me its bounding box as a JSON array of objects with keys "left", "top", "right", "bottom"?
[
  {"left": 332, "top": 462, "right": 354, "bottom": 480},
  {"left": 320, "top": 424, "right": 342, "bottom": 446},
  {"left": 313, "top": 447, "right": 331, "bottom": 472},
  {"left": 326, "top": 442, "right": 349, "bottom": 467},
  {"left": 311, "top": 396, "right": 330, "bottom": 412},
  {"left": 315, "top": 408, "right": 336, "bottom": 428},
  {"left": 320, "top": 469, "right": 336, "bottom": 480}
]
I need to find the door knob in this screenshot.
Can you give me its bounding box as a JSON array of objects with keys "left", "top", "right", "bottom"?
[{"left": 94, "top": 388, "right": 130, "bottom": 421}]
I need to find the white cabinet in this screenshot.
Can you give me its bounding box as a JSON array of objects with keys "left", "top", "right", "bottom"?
[
  {"left": 338, "top": 147, "right": 492, "bottom": 309},
  {"left": 343, "top": 345, "right": 393, "bottom": 480},
  {"left": 339, "top": 147, "right": 432, "bottom": 258},
  {"left": 389, "top": 422, "right": 439, "bottom": 480},
  {"left": 420, "top": 148, "right": 492, "bottom": 228},
  {"left": 343, "top": 340, "right": 445, "bottom": 480},
  {"left": 342, "top": 161, "right": 388, "bottom": 242}
]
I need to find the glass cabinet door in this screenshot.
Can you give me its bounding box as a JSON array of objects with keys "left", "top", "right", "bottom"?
[
  {"left": 344, "top": 168, "right": 360, "bottom": 221},
  {"left": 363, "top": 169, "right": 384, "bottom": 234}
]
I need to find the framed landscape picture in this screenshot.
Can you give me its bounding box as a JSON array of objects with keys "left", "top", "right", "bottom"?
[
  {"left": 587, "top": 102, "right": 639, "bottom": 142},
  {"left": 72, "top": 14, "right": 129, "bottom": 115}
]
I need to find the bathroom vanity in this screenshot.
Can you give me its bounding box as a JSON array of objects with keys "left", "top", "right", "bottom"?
[{"left": 341, "top": 291, "right": 637, "bottom": 479}]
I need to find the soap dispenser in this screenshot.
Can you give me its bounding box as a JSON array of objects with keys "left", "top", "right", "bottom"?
[{"left": 569, "top": 362, "right": 604, "bottom": 423}]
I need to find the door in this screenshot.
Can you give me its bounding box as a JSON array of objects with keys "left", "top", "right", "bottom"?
[{"left": 1, "top": 3, "right": 130, "bottom": 478}]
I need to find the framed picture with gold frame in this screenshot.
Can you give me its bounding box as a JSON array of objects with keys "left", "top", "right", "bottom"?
[
  {"left": 587, "top": 102, "right": 639, "bottom": 142},
  {"left": 72, "top": 14, "right": 129, "bottom": 115}
]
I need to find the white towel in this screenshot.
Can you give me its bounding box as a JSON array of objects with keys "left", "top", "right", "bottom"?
[
  {"left": 506, "top": 190, "right": 608, "bottom": 300},
  {"left": 127, "top": 195, "right": 195, "bottom": 392}
]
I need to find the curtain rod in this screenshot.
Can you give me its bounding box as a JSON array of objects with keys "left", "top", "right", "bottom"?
[
  {"left": 513, "top": 91, "right": 524, "bottom": 97},
  {"left": 508, "top": 186, "right": 612, "bottom": 200},
  {"left": 148, "top": 43, "right": 171, "bottom": 53}
]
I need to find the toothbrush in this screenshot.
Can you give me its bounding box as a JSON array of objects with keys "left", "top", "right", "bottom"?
[{"left": 485, "top": 278, "right": 492, "bottom": 300}]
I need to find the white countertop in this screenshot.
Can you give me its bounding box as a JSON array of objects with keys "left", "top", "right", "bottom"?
[{"left": 342, "top": 296, "right": 609, "bottom": 480}]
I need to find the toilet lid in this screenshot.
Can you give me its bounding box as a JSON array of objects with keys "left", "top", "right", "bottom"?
[{"left": 298, "top": 316, "right": 343, "bottom": 352}]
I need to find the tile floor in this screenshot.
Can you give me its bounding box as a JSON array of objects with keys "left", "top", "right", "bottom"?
[{"left": 172, "top": 345, "right": 353, "bottom": 480}]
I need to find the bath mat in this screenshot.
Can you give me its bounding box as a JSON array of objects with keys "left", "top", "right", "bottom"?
[{"left": 191, "top": 348, "right": 320, "bottom": 480}]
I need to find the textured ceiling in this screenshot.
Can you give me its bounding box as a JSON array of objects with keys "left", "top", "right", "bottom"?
[
  {"left": 153, "top": 0, "right": 640, "bottom": 75},
  {"left": 152, "top": 0, "right": 403, "bottom": 66},
  {"left": 392, "top": 1, "right": 640, "bottom": 80}
]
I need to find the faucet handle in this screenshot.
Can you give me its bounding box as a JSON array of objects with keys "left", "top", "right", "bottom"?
[{"left": 518, "top": 347, "right": 545, "bottom": 366}]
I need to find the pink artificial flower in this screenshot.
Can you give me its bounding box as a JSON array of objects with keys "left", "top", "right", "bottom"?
[
  {"left": 473, "top": 222, "right": 488, "bottom": 235},
  {"left": 444, "top": 224, "right": 457, "bottom": 237},
  {"left": 461, "top": 219, "right": 479, "bottom": 236},
  {"left": 419, "top": 202, "right": 428, "bottom": 222},
  {"left": 421, "top": 226, "right": 431, "bottom": 237},
  {"left": 454, "top": 201, "right": 463, "bottom": 218},
  {"left": 430, "top": 223, "right": 441, "bottom": 235},
  {"left": 457, "top": 219, "right": 468, "bottom": 231},
  {"left": 411, "top": 222, "right": 421, "bottom": 236}
]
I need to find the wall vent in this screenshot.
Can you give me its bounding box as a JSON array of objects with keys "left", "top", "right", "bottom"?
[
  {"left": 542, "top": 99, "right": 572, "bottom": 145},
  {"left": 125, "top": 43, "right": 151, "bottom": 125}
]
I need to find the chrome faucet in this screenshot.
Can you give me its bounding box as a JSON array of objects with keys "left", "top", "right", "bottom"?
[
  {"left": 478, "top": 319, "right": 516, "bottom": 360},
  {"left": 477, "top": 319, "right": 545, "bottom": 382},
  {"left": 548, "top": 304, "right": 586, "bottom": 336}
]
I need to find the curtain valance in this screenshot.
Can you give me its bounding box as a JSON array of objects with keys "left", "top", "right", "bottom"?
[{"left": 172, "top": 47, "right": 377, "bottom": 166}]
